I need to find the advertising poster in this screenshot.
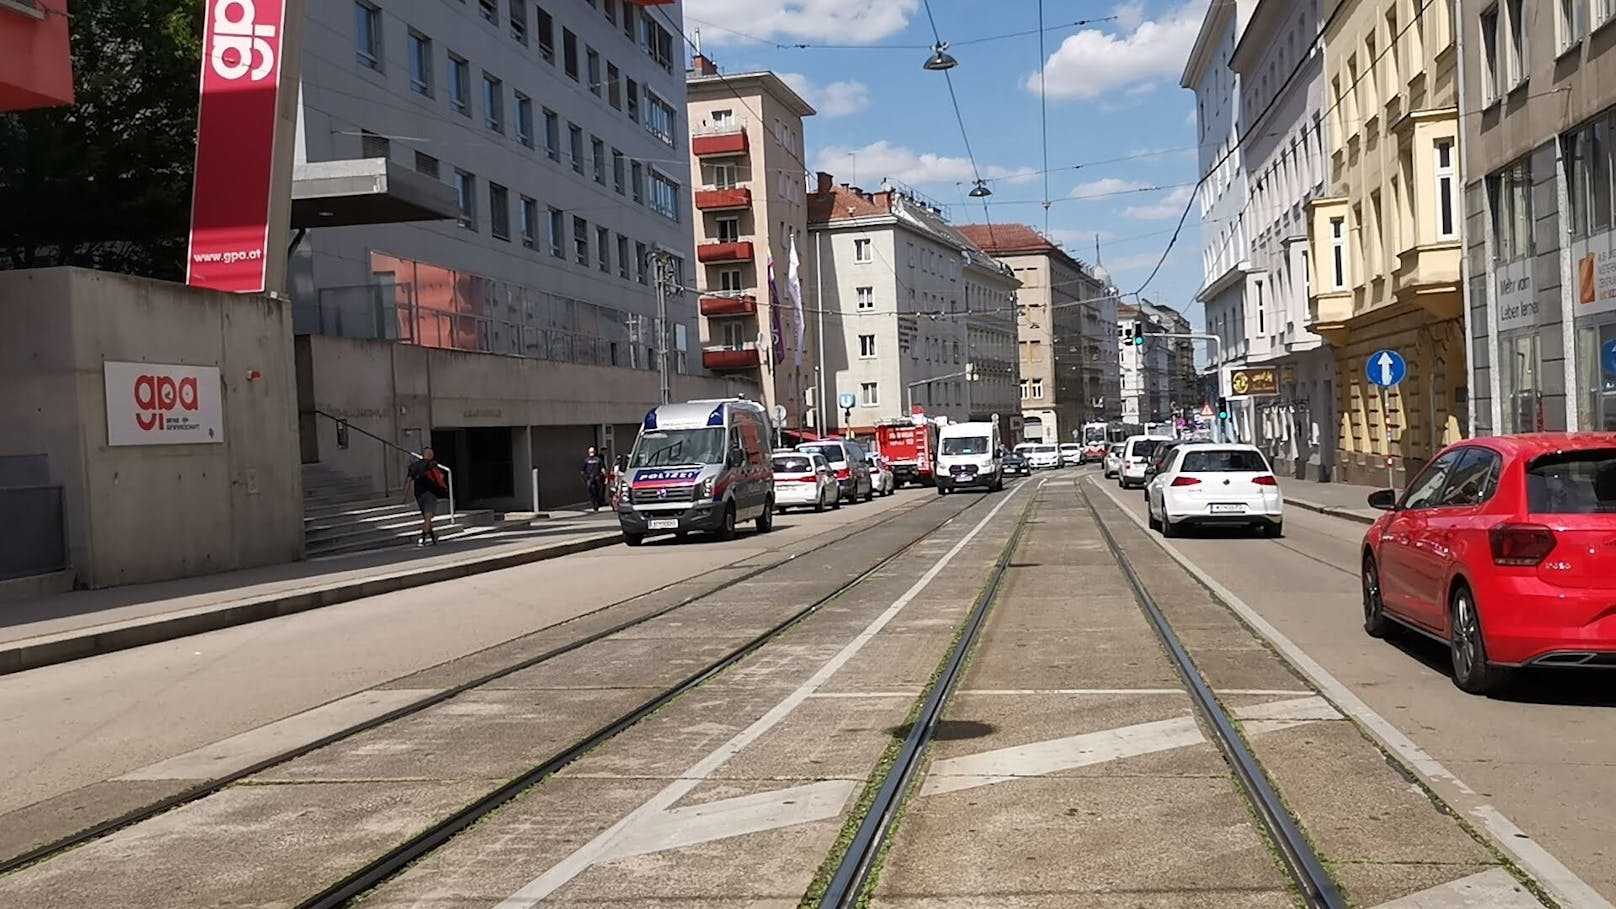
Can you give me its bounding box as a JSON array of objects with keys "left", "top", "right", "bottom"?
[{"left": 104, "top": 362, "right": 224, "bottom": 446}]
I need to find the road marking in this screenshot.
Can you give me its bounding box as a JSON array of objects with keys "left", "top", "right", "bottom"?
[
  {"left": 960, "top": 688, "right": 1314, "bottom": 697},
  {"left": 1370, "top": 868, "right": 1543, "bottom": 908},
  {"left": 604, "top": 779, "right": 859, "bottom": 861},
  {"left": 491, "top": 484, "right": 1032, "bottom": 908},
  {"left": 1089, "top": 477, "right": 1606, "bottom": 909},
  {"left": 115, "top": 689, "right": 438, "bottom": 781}
]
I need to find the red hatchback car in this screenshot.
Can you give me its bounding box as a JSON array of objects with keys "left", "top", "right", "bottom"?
[{"left": 1361, "top": 434, "right": 1616, "bottom": 695}]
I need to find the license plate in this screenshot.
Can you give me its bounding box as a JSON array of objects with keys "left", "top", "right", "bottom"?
[
  {"left": 1209, "top": 503, "right": 1246, "bottom": 514},
  {"left": 648, "top": 518, "right": 679, "bottom": 530}
]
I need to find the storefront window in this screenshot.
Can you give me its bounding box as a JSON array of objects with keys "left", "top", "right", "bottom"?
[
  {"left": 1504, "top": 332, "right": 1542, "bottom": 433},
  {"left": 1577, "top": 321, "right": 1616, "bottom": 430}
]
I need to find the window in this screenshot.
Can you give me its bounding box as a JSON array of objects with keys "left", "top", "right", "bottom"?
[
  {"left": 478, "top": 0, "right": 496, "bottom": 22},
  {"left": 569, "top": 124, "right": 584, "bottom": 174},
  {"left": 360, "top": 130, "right": 389, "bottom": 159},
  {"left": 719, "top": 269, "right": 743, "bottom": 291},
  {"left": 715, "top": 216, "right": 739, "bottom": 243},
  {"left": 1435, "top": 448, "right": 1503, "bottom": 507},
  {"left": 510, "top": 0, "right": 528, "bottom": 43},
  {"left": 1400, "top": 450, "right": 1463, "bottom": 509},
  {"left": 1564, "top": 113, "right": 1614, "bottom": 238},
  {"left": 414, "top": 151, "right": 439, "bottom": 179},
  {"left": 587, "top": 49, "right": 601, "bottom": 96},
  {"left": 649, "top": 171, "right": 681, "bottom": 221},
  {"left": 613, "top": 150, "right": 626, "bottom": 194},
  {"left": 454, "top": 170, "right": 476, "bottom": 230},
  {"left": 644, "top": 92, "right": 677, "bottom": 146},
  {"left": 636, "top": 242, "right": 649, "bottom": 284},
  {"left": 519, "top": 195, "right": 538, "bottom": 248},
  {"left": 1435, "top": 139, "right": 1457, "bottom": 239},
  {"left": 860, "top": 382, "right": 879, "bottom": 406},
  {"left": 489, "top": 182, "right": 510, "bottom": 240},
  {"left": 631, "top": 161, "right": 644, "bottom": 203},
  {"left": 1019, "top": 379, "right": 1029, "bottom": 400},
  {"left": 856, "top": 286, "right": 874, "bottom": 310},
  {"left": 536, "top": 6, "right": 555, "bottom": 61},
  {"left": 1030, "top": 378, "right": 1043, "bottom": 398},
  {"left": 408, "top": 31, "right": 432, "bottom": 95},
  {"left": 854, "top": 238, "right": 872, "bottom": 262},
  {"left": 858, "top": 335, "right": 876, "bottom": 358},
  {"left": 626, "top": 78, "right": 640, "bottom": 122},
  {"left": 448, "top": 54, "right": 470, "bottom": 115},
  {"left": 591, "top": 137, "right": 606, "bottom": 184},
  {"left": 710, "top": 163, "right": 737, "bottom": 189},
  {"left": 1488, "top": 159, "right": 1534, "bottom": 261},
  {"left": 622, "top": 1, "right": 635, "bottom": 39},
  {"left": 483, "top": 73, "right": 504, "bottom": 132},
  {"left": 1560, "top": 0, "right": 1588, "bottom": 51},
  {"left": 543, "top": 109, "right": 560, "bottom": 161},
  {"left": 642, "top": 17, "right": 675, "bottom": 72},
  {"left": 1329, "top": 216, "right": 1347, "bottom": 289},
  {"left": 597, "top": 226, "right": 611, "bottom": 272},
  {"left": 574, "top": 216, "right": 590, "bottom": 265},
  {"left": 1481, "top": 6, "right": 1502, "bottom": 103},
  {"left": 511, "top": 92, "right": 533, "bottom": 147},
  {"left": 722, "top": 322, "right": 746, "bottom": 349},
  {"left": 1504, "top": 0, "right": 1528, "bottom": 90},
  {"left": 607, "top": 63, "right": 621, "bottom": 109},
  {"left": 1526, "top": 450, "right": 1616, "bottom": 512},
  {"left": 563, "top": 28, "right": 579, "bottom": 80},
  {"left": 618, "top": 235, "right": 630, "bottom": 279},
  {"left": 1599, "top": 0, "right": 1616, "bottom": 29},
  {"left": 604, "top": 0, "right": 617, "bottom": 25},
  {"left": 354, "top": 2, "right": 382, "bottom": 71},
  {"left": 548, "top": 207, "right": 564, "bottom": 258}
]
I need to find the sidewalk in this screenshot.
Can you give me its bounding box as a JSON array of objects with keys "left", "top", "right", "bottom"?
[
  {"left": 0, "top": 510, "right": 623, "bottom": 676},
  {"left": 1280, "top": 479, "right": 1386, "bottom": 525}
]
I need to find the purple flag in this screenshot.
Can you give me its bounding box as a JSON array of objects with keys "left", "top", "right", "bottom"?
[{"left": 768, "top": 254, "right": 785, "bottom": 365}]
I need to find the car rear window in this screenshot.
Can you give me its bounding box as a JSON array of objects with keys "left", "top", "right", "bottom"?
[
  {"left": 800, "top": 445, "right": 843, "bottom": 463},
  {"left": 1129, "top": 440, "right": 1161, "bottom": 458},
  {"left": 1180, "top": 449, "right": 1270, "bottom": 472},
  {"left": 773, "top": 456, "right": 812, "bottom": 473},
  {"left": 1526, "top": 450, "right": 1616, "bottom": 513}
]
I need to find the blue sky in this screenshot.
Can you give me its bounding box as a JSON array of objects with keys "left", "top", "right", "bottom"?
[{"left": 683, "top": 0, "right": 1210, "bottom": 326}]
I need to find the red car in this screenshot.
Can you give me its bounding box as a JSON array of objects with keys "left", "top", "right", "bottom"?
[{"left": 1360, "top": 434, "right": 1616, "bottom": 695}]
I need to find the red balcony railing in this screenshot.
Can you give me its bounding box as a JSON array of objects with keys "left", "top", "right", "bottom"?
[
  {"left": 703, "top": 347, "right": 762, "bottom": 371},
  {"left": 697, "top": 240, "right": 753, "bottom": 263},
  {"left": 695, "top": 187, "right": 752, "bottom": 211},
  {"left": 699, "top": 294, "right": 758, "bottom": 317},
  {"left": 692, "top": 127, "right": 748, "bottom": 157}
]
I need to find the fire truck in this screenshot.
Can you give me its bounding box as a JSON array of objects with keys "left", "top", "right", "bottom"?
[{"left": 874, "top": 418, "right": 939, "bottom": 487}]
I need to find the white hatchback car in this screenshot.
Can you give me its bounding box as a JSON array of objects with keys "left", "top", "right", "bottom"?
[
  {"left": 1026, "top": 444, "right": 1062, "bottom": 470},
  {"left": 1103, "top": 443, "right": 1125, "bottom": 478},
  {"left": 771, "top": 450, "right": 840, "bottom": 512},
  {"left": 1145, "top": 443, "right": 1284, "bottom": 538},
  {"left": 869, "top": 454, "right": 896, "bottom": 496},
  {"left": 1059, "top": 443, "right": 1084, "bottom": 467}
]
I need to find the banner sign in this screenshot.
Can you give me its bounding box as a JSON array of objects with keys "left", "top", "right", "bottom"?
[
  {"left": 1572, "top": 228, "right": 1616, "bottom": 319},
  {"left": 184, "top": 0, "right": 288, "bottom": 293},
  {"left": 1495, "top": 259, "right": 1540, "bottom": 331},
  {"left": 104, "top": 362, "right": 224, "bottom": 446},
  {"left": 1229, "top": 367, "right": 1279, "bottom": 397}
]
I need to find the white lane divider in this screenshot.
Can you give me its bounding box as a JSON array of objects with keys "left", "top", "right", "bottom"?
[{"left": 1371, "top": 868, "right": 1542, "bottom": 909}]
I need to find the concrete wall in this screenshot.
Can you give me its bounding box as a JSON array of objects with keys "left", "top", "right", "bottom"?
[{"left": 0, "top": 268, "right": 302, "bottom": 588}]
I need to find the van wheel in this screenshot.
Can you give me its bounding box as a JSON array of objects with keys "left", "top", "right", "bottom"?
[
  {"left": 623, "top": 533, "right": 644, "bottom": 547},
  {"left": 756, "top": 500, "right": 775, "bottom": 533},
  {"left": 716, "top": 503, "right": 737, "bottom": 541}
]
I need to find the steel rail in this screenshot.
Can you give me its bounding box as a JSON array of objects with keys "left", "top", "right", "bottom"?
[
  {"left": 0, "top": 494, "right": 948, "bottom": 878},
  {"left": 817, "top": 488, "right": 1037, "bottom": 907},
  {"left": 1078, "top": 483, "right": 1348, "bottom": 909}
]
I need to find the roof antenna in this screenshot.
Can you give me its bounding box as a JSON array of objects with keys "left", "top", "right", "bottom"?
[{"left": 694, "top": 28, "right": 702, "bottom": 57}]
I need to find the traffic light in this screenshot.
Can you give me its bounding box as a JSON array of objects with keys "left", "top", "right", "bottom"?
[
  {"left": 1131, "top": 325, "right": 1145, "bottom": 346},
  {"left": 1216, "top": 397, "right": 1230, "bottom": 420}
]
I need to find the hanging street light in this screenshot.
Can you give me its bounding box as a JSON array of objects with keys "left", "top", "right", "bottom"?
[
  {"left": 924, "top": 42, "right": 958, "bottom": 71},
  {"left": 968, "top": 179, "right": 992, "bottom": 198}
]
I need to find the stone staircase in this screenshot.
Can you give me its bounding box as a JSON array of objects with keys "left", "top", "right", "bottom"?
[{"left": 301, "top": 464, "right": 511, "bottom": 558}]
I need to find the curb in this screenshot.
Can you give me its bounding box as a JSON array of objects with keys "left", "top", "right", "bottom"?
[
  {"left": 0, "top": 532, "right": 623, "bottom": 677},
  {"left": 1287, "top": 497, "right": 1376, "bottom": 526}
]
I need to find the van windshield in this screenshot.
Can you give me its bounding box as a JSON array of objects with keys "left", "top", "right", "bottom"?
[
  {"left": 630, "top": 428, "right": 726, "bottom": 468},
  {"left": 942, "top": 436, "right": 991, "bottom": 456}
]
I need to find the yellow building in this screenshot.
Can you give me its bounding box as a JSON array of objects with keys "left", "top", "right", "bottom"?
[{"left": 1308, "top": 0, "right": 1466, "bottom": 487}]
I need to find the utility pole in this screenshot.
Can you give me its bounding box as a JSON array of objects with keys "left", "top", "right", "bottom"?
[
  {"left": 651, "top": 247, "right": 674, "bottom": 405},
  {"left": 815, "top": 231, "right": 828, "bottom": 432}
]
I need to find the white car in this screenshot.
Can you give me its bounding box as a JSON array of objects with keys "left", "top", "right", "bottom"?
[
  {"left": 1118, "top": 435, "right": 1173, "bottom": 489},
  {"left": 1026, "top": 444, "right": 1062, "bottom": 470},
  {"left": 1146, "top": 443, "right": 1284, "bottom": 538},
  {"left": 869, "top": 455, "right": 896, "bottom": 496},
  {"left": 1059, "top": 443, "right": 1084, "bottom": 467},
  {"left": 1103, "top": 443, "right": 1125, "bottom": 478},
  {"left": 771, "top": 450, "right": 840, "bottom": 512}
]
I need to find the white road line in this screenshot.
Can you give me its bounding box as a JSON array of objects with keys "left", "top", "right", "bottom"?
[
  {"left": 491, "top": 483, "right": 1032, "bottom": 908},
  {"left": 1089, "top": 477, "right": 1607, "bottom": 909},
  {"left": 603, "top": 779, "right": 859, "bottom": 861},
  {"left": 1371, "top": 868, "right": 1543, "bottom": 908},
  {"left": 959, "top": 688, "right": 1314, "bottom": 697},
  {"left": 805, "top": 691, "right": 918, "bottom": 699},
  {"left": 115, "top": 688, "right": 438, "bottom": 781}
]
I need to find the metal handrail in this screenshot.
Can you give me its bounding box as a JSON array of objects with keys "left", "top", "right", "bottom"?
[{"left": 310, "top": 409, "right": 454, "bottom": 529}]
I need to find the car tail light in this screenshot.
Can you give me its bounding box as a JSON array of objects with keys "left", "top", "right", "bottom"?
[
  {"left": 1252, "top": 475, "right": 1278, "bottom": 486},
  {"left": 836, "top": 468, "right": 851, "bottom": 480},
  {"left": 1490, "top": 523, "right": 1557, "bottom": 567},
  {"left": 1170, "top": 476, "right": 1201, "bottom": 487},
  {"left": 796, "top": 475, "right": 819, "bottom": 483}
]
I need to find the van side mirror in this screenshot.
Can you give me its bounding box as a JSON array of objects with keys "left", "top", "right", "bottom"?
[{"left": 1367, "top": 489, "right": 1398, "bottom": 511}]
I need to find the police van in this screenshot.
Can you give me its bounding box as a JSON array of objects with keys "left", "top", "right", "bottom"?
[{"left": 616, "top": 399, "right": 775, "bottom": 546}]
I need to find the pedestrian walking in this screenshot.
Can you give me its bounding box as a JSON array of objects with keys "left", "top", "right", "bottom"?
[
  {"left": 404, "top": 448, "right": 449, "bottom": 546},
  {"left": 581, "top": 446, "right": 608, "bottom": 511}
]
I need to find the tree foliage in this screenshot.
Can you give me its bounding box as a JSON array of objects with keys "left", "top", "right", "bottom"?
[{"left": 0, "top": 0, "right": 204, "bottom": 281}]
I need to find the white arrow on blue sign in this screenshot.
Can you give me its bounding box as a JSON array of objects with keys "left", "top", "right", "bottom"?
[
  {"left": 1366, "top": 349, "right": 1407, "bottom": 388},
  {"left": 1601, "top": 339, "right": 1616, "bottom": 375},
  {"left": 838, "top": 392, "right": 857, "bottom": 409}
]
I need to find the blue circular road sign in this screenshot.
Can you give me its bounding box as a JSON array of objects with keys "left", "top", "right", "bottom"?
[
  {"left": 1366, "top": 349, "right": 1407, "bottom": 388},
  {"left": 1602, "top": 339, "right": 1616, "bottom": 375},
  {"left": 838, "top": 392, "right": 857, "bottom": 409}
]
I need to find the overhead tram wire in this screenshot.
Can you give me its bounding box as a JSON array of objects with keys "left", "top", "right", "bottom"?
[
  {"left": 1037, "top": 0, "right": 1052, "bottom": 237},
  {"left": 681, "top": 14, "right": 1118, "bottom": 52}
]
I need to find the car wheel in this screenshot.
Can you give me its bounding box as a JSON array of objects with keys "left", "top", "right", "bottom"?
[
  {"left": 1450, "top": 583, "right": 1508, "bottom": 696},
  {"left": 623, "top": 532, "right": 644, "bottom": 547},
  {"left": 1147, "top": 506, "right": 1161, "bottom": 531},
  {"left": 716, "top": 504, "right": 737, "bottom": 541},
  {"left": 1161, "top": 515, "right": 1179, "bottom": 538},
  {"left": 1361, "top": 554, "right": 1390, "bottom": 638},
  {"left": 832, "top": 493, "right": 842, "bottom": 510},
  {"left": 756, "top": 500, "right": 774, "bottom": 533},
  {"left": 1262, "top": 521, "right": 1283, "bottom": 538},
  {"left": 814, "top": 492, "right": 826, "bottom": 513},
  {"left": 937, "top": 485, "right": 949, "bottom": 496}
]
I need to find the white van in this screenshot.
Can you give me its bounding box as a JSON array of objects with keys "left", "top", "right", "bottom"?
[
  {"left": 1118, "top": 434, "right": 1174, "bottom": 489},
  {"left": 617, "top": 399, "right": 775, "bottom": 545},
  {"left": 936, "top": 420, "right": 1003, "bottom": 494}
]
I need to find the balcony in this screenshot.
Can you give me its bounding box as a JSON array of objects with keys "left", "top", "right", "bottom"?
[
  {"left": 1394, "top": 241, "right": 1463, "bottom": 319},
  {"left": 700, "top": 294, "right": 757, "bottom": 317},
  {"left": 1307, "top": 291, "right": 1353, "bottom": 348},
  {"left": 695, "top": 187, "right": 752, "bottom": 211},
  {"left": 692, "top": 125, "right": 748, "bottom": 158},
  {"left": 703, "top": 346, "right": 762, "bottom": 371},
  {"left": 697, "top": 240, "right": 753, "bottom": 263}
]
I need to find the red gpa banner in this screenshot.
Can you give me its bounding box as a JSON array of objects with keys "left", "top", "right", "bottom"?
[{"left": 185, "top": 0, "right": 288, "bottom": 293}]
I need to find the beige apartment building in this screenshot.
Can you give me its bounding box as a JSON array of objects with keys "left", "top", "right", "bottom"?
[
  {"left": 1308, "top": 0, "right": 1466, "bottom": 486},
  {"left": 686, "top": 56, "right": 817, "bottom": 432}
]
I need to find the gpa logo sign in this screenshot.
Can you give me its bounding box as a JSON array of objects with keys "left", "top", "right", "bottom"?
[
  {"left": 185, "top": 0, "right": 288, "bottom": 294},
  {"left": 104, "top": 362, "right": 224, "bottom": 447}
]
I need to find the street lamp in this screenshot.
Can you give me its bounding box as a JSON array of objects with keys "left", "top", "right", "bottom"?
[
  {"left": 923, "top": 43, "right": 958, "bottom": 71},
  {"left": 968, "top": 179, "right": 992, "bottom": 198}
]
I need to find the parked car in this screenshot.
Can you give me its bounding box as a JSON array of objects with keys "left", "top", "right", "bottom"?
[
  {"left": 1361, "top": 434, "right": 1616, "bottom": 695},
  {"left": 1103, "top": 442, "right": 1125, "bottom": 479},
  {"left": 797, "top": 440, "right": 873, "bottom": 503},
  {"left": 869, "top": 454, "right": 896, "bottom": 496},
  {"left": 771, "top": 450, "right": 839, "bottom": 513},
  {"left": 1026, "top": 444, "right": 1062, "bottom": 470},
  {"left": 1059, "top": 443, "right": 1084, "bottom": 467},
  {"left": 1142, "top": 439, "right": 1189, "bottom": 499},
  {"left": 1145, "top": 443, "right": 1283, "bottom": 538},
  {"left": 1118, "top": 435, "right": 1173, "bottom": 489},
  {"left": 1003, "top": 450, "right": 1031, "bottom": 477}
]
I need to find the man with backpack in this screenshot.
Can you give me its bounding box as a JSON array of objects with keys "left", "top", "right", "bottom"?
[{"left": 404, "top": 447, "right": 449, "bottom": 546}]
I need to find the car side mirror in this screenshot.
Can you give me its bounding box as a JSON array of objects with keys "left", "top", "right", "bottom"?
[{"left": 1367, "top": 489, "right": 1398, "bottom": 511}]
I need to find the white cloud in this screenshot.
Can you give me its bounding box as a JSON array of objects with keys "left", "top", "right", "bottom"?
[
  {"left": 777, "top": 72, "right": 870, "bottom": 118},
  {"left": 1071, "top": 178, "right": 1151, "bottom": 199},
  {"left": 813, "top": 140, "right": 1037, "bottom": 188},
  {"left": 1112, "top": 1, "right": 1148, "bottom": 30},
  {"left": 1122, "top": 185, "right": 1195, "bottom": 220},
  {"left": 1028, "top": 0, "right": 1209, "bottom": 101},
  {"left": 688, "top": 0, "right": 920, "bottom": 45}
]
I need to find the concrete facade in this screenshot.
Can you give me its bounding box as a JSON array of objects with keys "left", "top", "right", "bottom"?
[
  {"left": 0, "top": 269, "right": 302, "bottom": 588},
  {"left": 805, "top": 181, "right": 1020, "bottom": 438},
  {"left": 685, "top": 60, "right": 817, "bottom": 431},
  {"left": 1118, "top": 304, "right": 1174, "bottom": 426},
  {"left": 1460, "top": 0, "right": 1616, "bottom": 437},
  {"left": 1308, "top": 0, "right": 1465, "bottom": 486}
]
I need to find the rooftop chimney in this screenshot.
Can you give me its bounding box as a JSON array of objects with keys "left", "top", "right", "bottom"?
[
  {"left": 815, "top": 172, "right": 833, "bottom": 195},
  {"left": 691, "top": 54, "right": 719, "bottom": 76}
]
